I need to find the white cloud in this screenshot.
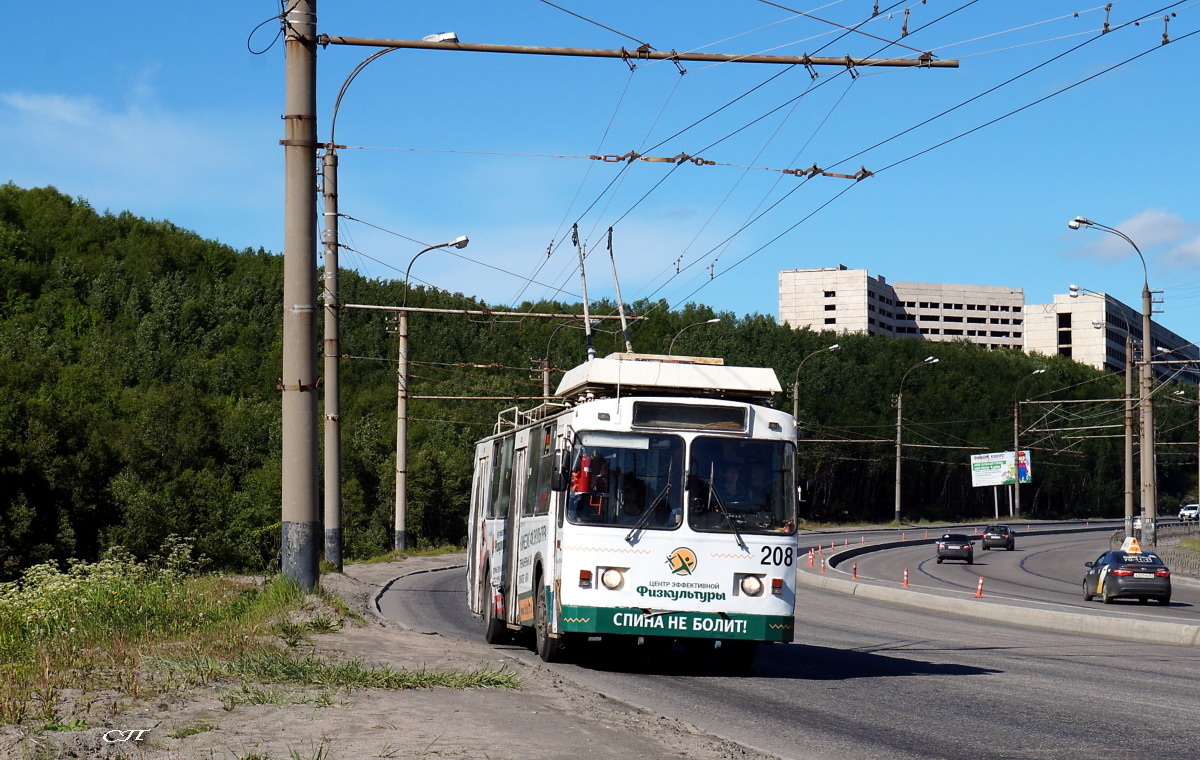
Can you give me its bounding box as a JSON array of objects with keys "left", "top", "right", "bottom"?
[
  {"left": 1066, "top": 209, "right": 1200, "bottom": 271},
  {"left": 0, "top": 89, "right": 278, "bottom": 251}
]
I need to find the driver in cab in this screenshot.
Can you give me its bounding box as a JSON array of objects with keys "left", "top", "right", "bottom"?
[{"left": 714, "top": 463, "right": 751, "bottom": 508}]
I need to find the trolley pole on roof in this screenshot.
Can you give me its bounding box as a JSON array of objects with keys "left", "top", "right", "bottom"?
[{"left": 281, "top": 0, "right": 319, "bottom": 591}]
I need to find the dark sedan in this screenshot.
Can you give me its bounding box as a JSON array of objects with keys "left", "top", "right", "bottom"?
[
  {"left": 1082, "top": 546, "right": 1171, "bottom": 605},
  {"left": 980, "top": 524, "right": 1015, "bottom": 551},
  {"left": 936, "top": 533, "right": 973, "bottom": 564}
]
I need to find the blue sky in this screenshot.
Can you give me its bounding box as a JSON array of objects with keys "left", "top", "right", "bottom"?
[{"left": 3, "top": 1, "right": 1199, "bottom": 337}]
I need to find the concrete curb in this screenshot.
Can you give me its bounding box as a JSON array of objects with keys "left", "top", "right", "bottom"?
[{"left": 798, "top": 532, "right": 1200, "bottom": 647}]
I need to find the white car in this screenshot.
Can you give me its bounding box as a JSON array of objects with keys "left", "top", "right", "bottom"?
[{"left": 1179, "top": 504, "right": 1200, "bottom": 523}]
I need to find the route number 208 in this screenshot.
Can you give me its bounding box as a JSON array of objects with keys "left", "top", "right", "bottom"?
[{"left": 759, "top": 546, "right": 793, "bottom": 566}]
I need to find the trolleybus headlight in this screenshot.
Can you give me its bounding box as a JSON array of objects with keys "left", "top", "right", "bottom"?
[
  {"left": 601, "top": 568, "right": 624, "bottom": 590},
  {"left": 739, "top": 575, "right": 764, "bottom": 597}
]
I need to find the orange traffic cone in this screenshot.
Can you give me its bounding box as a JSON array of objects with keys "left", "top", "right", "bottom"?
[
  {"left": 903, "top": 569, "right": 909, "bottom": 588},
  {"left": 975, "top": 577, "right": 985, "bottom": 598}
]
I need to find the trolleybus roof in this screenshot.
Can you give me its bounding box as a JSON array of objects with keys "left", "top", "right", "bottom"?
[{"left": 555, "top": 353, "right": 780, "bottom": 403}]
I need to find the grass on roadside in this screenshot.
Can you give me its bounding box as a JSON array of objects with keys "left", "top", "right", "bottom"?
[
  {"left": 1179, "top": 536, "right": 1200, "bottom": 552},
  {"left": 0, "top": 536, "right": 517, "bottom": 728}
]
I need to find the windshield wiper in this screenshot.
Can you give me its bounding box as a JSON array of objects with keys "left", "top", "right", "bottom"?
[
  {"left": 705, "top": 464, "right": 747, "bottom": 551},
  {"left": 625, "top": 465, "right": 673, "bottom": 543}
]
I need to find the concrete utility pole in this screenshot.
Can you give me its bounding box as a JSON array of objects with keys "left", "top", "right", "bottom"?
[
  {"left": 281, "top": 0, "right": 319, "bottom": 590},
  {"left": 396, "top": 311, "right": 410, "bottom": 552},
  {"left": 322, "top": 149, "right": 342, "bottom": 571},
  {"left": 1140, "top": 281, "right": 1157, "bottom": 546}
]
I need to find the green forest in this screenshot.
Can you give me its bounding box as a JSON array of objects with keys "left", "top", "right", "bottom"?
[{"left": 2, "top": 183, "right": 1196, "bottom": 580}]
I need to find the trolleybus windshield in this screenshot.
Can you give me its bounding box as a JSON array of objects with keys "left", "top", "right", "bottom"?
[
  {"left": 687, "top": 437, "right": 796, "bottom": 535},
  {"left": 567, "top": 433, "right": 683, "bottom": 529}
]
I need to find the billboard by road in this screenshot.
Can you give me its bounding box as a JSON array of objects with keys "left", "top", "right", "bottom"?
[{"left": 970, "top": 450, "right": 1032, "bottom": 487}]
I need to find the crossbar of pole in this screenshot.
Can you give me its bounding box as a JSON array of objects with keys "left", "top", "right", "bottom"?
[
  {"left": 342, "top": 304, "right": 644, "bottom": 319},
  {"left": 1028, "top": 424, "right": 1124, "bottom": 432},
  {"left": 412, "top": 395, "right": 554, "bottom": 400},
  {"left": 320, "top": 37, "right": 959, "bottom": 68},
  {"left": 798, "top": 438, "right": 890, "bottom": 443},
  {"left": 1021, "top": 398, "right": 1127, "bottom": 404}
]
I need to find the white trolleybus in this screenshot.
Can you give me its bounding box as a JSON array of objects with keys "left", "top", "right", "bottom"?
[{"left": 466, "top": 352, "right": 798, "bottom": 667}]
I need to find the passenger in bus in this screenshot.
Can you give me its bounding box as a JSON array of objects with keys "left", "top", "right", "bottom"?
[
  {"left": 570, "top": 452, "right": 610, "bottom": 523},
  {"left": 592, "top": 455, "right": 611, "bottom": 493},
  {"left": 618, "top": 475, "right": 646, "bottom": 518}
]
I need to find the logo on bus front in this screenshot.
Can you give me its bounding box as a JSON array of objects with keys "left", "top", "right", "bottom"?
[{"left": 666, "top": 547, "right": 698, "bottom": 576}]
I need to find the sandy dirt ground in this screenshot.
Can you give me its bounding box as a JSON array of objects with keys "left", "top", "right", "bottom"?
[{"left": 3, "top": 556, "right": 775, "bottom": 760}]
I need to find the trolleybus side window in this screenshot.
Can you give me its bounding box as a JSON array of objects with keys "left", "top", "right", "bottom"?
[
  {"left": 688, "top": 437, "right": 797, "bottom": 535},
  {"left": 488, "top": 436, "right": 515, "bottom": 519},
  {"left": 567, "top": 432, "right": 683, "bottom": 529},
  {"left": 524, "top": 424, "right": 554, "bottom": 516}
]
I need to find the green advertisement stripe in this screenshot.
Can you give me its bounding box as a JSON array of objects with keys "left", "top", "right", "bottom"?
[{"left": 559, "top": 605, "right": 793, "bottom": 642}]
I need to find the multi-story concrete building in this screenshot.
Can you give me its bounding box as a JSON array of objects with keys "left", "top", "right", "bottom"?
[
  {"left": 779, "top": 266, "right": 1025, "bottom": 350},
  {"left": 1024, "top": 291, "right": 1200, "bottom": 383}
]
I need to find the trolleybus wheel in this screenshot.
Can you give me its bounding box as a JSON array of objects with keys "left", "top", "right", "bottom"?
[
  {"left": 482, "top": 566, "right": 508, "bottom": 645},
  {"left": 534, "top": 572, "right": 567, "bottom": 663}
]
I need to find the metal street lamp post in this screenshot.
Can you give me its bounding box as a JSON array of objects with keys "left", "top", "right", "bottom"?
[
  {"left": 1069, "top": 216, "right": 1157, "bottom": 545},
  {"left": 1012, "top": 369, "right": 1045, "bottom": 517},
  {"left": 395, "top": 236, "right": 469, "bottom": 551},
  {"left": 668, "top": 318, "right": 720, "bottom": 355},
  {"left": 792, "top": 343, "right": 840, "bottom": 429},
  {"left": 1071, "top": 286, "right": 1137, "bottom": 538},
  {"left": 895, "top": 356, "right": 939, "bottom": 525}
]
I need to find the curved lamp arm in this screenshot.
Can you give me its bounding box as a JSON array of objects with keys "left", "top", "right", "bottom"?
[
  {"left": 668, "top": 318, "right": 720, "bottom": 355},
  {"left": 403, "top": 236, "right": 469, "bottom": 306}
]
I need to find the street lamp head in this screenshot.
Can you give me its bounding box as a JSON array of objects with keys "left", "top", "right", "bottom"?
[
  {"left": 1032, "top": 369, "right": 1046, "bottom": 375},
  {"left": 705, "top": 318, "right": 721, "bottom": 324},
  {"left": 1068, "top": 283, "right": 1081, "bottom": 298},
  {"left": 923, "top": 356, "right": 938, "bottom": 364},
  {"left": 828, "top": 343, "right": 841, "bottom": 351},
  {"left": 1092, "top": 320, "right": 1105, "bottom": 330},
  {"left": 450, "top": 235, "right": 469, "bottom": 249},
  {"left": 1068, "top": 216, "right": 1093, "bottom": 230},
  {"left": 423, "top": 32, "right": 460, "bottom": 43}
]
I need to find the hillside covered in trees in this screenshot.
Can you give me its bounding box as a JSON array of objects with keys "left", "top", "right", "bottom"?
[{"left": 1, "top": 183, "right": 1194, "bottom": 579}]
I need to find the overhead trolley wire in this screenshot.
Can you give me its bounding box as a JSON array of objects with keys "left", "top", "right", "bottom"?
[{"left": 661, "top": 2, "right": 1195, "bottom": 313}]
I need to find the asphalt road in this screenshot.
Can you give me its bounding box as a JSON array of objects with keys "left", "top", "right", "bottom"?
[
  {"left": 379, "top": 534, "right": 1200, "bottom": 760},
  {"left": 825, "top": 529, "right": 1200, "bottom": 622}
]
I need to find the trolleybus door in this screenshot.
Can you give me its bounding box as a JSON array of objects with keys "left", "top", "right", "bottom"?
[
  {"left": 466, "top": 447, "right": 489, "bottom": 615},
  {"left": 501, "top": 445, "right": 528, "bottom": 626}
]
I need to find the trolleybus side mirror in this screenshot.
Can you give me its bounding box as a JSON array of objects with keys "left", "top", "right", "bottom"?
[{"left": 551, "top": 449, "right": 570, "bottom": 492}]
